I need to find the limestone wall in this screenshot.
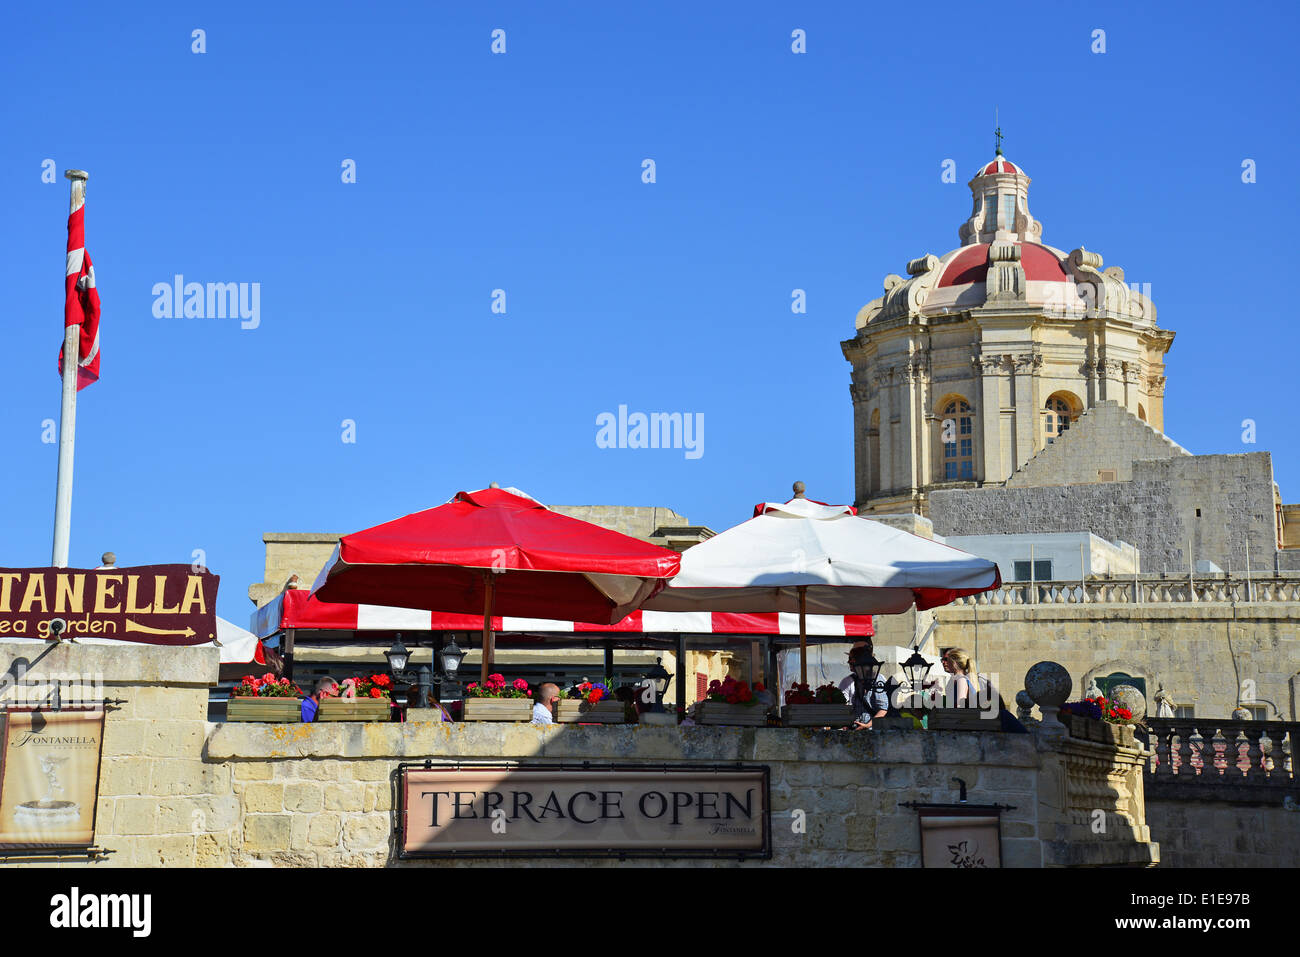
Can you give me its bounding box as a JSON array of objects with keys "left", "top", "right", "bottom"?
[
  {"left": 931, "top": 451, "right": 1283, "bottom": 575},
  {"left": 1005, "top": 400, "right": 1187, "bottom": 488},
  {"left": 0, "top": 642, "right": 1160, "bottom": 869},
  {"left": 932, "top": 602, "right": 1300, "bottom": 720},
  {"left": 205, "top": 722, "right": 1046, "bottom": 868},
  {"left": 1146, "top": 798, "right": 1300, "bottom": 867}
]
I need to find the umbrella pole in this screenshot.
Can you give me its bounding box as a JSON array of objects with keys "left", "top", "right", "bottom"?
[
  {"left": 799, "top": 585, "right": 808, "bottom": 687},
  {"left": 481, "top": 571, "right": 496, "bottom": 685}
]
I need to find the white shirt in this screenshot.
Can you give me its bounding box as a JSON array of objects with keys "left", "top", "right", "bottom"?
[{"left": 531, "top": 701, "right": 553, "bottom": 725}]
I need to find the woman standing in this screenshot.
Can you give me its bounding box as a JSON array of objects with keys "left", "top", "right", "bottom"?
[{"left": 941, "top": 647, "right": 980, "bottom": 707}]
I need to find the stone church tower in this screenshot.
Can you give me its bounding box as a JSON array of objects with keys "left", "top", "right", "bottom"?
[{"left": 841, "top": 151, "right": 1176, "bottom": 515}]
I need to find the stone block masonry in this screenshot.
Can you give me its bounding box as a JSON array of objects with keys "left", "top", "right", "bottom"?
[
  {"left": 0, "top": 642, "right": 1156, "bottom": 868},
  {"left": 932, "top": 451, "right": 1283, "bottom": 575}
]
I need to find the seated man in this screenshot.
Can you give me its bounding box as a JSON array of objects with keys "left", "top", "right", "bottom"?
[
  {"left": 847, "top": 642, "right": 891, "bottom": 730},
  {"left": 531, "top": 682, "right": 560, "bottom": 725},
  {"left": 301, "top": 676, "right": 338, "bottom": 723}
]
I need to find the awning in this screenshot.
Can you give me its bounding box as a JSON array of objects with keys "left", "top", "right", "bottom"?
[{"left": 253, "top": 588, "right": 873, "bottom": 640}]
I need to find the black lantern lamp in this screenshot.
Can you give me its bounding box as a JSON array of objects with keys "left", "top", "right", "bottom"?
[
  {"left": 850, "top": 651, "right": 884, "bottom": 691},
  {"left": 384, "top": 636, "right": 411, "bottom": 674},
  {"left": 901, "top": 649, "right": 933, "bottom": 707},
  {"left": 641, "top": 657, "right": 672, "bottom": 710},
  {"left": 439, "top": 636, "right": 464, "bottom": 678},
  {"left": 385, "top": 634, "right": 431, "bottom": 714}
]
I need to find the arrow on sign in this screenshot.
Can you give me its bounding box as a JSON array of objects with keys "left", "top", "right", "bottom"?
[{"left": 125, "top": 620, "right": 196, "bottom": 639}]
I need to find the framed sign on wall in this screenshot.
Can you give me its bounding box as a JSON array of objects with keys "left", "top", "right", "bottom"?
[
  {"left": 0, "top": 709, "right": 106, "bottom": 850},
  {"left": 398, "top": 762, "right": 771, "bottom": 859},
  {"left": 906, "top": 803, "right": 1010, "bottom": 868}
]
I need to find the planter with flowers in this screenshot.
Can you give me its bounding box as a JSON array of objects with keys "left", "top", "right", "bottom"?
[
  {"left": 463, "top": 674, "right": 534, "bottom": 721},
  {"left": 228, "top": 673, "right": 304, "bottom": 722},
  {"left": 317, "top": 674, "right": 394, "bottom": 721},
  {"left": 556, "top": 679, "right": 627, "bottom": 723},
  {"left": 780, "top": 682, "right": 852, "bottom": 727},
  {"left": 1059, "top": 696, "right": 1135, "bottom": 747},
  {"left": 695, "top": 677, "right": 768, "bottom": 726}
]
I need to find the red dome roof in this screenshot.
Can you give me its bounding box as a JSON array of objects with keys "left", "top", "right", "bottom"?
[
  {"left": 937, "top": 243, "right": 1070, "bottom": 288},
  {"left": 979, "top": 156, "right": 1020, "bottom": 176}
]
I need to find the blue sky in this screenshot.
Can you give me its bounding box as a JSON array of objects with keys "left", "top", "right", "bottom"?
[{"left": 3, "top": 1, "right": 1297, "bottom": 625}]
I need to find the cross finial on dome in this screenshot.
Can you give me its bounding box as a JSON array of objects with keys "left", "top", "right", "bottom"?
[{"left": 994, "top": 115, "right": 1003, "bottom": 156}]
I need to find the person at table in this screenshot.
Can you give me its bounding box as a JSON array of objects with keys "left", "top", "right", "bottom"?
[
  {"left": 531, "top": 683, "right": 560, "bottom": 725},
  {"left": 848, "top": 641, "right": 890, "bottom": 730},
  {"left": 301, "top": 676, "right": 338, "bottom": 723}
]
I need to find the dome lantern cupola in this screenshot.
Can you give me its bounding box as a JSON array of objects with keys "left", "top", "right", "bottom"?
[{"left": 959, "top": 146, "right": 1042, "bottom": 247}]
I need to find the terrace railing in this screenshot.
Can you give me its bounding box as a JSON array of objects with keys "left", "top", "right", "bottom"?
[
  {"left": 950, "top": 574, "right": 1300, "bottom": 607},
  {"left": 1137, "top": 718, "right": 1299, "bottom": 801}
]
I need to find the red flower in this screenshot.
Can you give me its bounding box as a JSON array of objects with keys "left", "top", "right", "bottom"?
[
  {"left": 370, "top": 688, "right": 382, "bottom": 698},
  {"left": 466, "top": 683, "right": 479, "bottom": 690},
  {"left": 589, "top": 688, "right": 604, "bottom": 703},
  {"left": 725, "top": 694, "right": 739, "bottom": 704},
  {"left": 753, "top": 682, "right": 765, "bottom": 693}
]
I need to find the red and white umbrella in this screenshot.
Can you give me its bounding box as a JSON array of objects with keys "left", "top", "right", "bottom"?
[
  {"left": 310, "top": 487, "right": 682, "bottom": 682},
  {"left": 642, "top": 495, "right": 1001, "bottom": 683},
  {"left": 254, "top": 587, "right": 874, "bottom": 639}
]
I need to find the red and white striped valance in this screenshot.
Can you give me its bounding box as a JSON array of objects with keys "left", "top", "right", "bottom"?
[{"left": 253, "top": 589, "right": 872, "bottom": 640}]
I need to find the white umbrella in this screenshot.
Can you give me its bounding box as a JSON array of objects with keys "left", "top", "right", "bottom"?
[{"left": 642, "top": 496, "right": 1001, "bottom": 683}]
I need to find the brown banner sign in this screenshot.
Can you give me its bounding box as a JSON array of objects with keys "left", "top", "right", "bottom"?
[
  {"left": 400, "top": 765, "right": 770, "bottom": 857},
  {"left": 0, "top": 710, "right": 106, "bottom": 848},
  {"left": 0, "top": 565, "right": 218, "bottom": 645}
]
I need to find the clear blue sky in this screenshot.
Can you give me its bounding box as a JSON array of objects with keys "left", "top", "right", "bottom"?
[{"left": 3, "top": 1, "right": 1297, "bottom": 626}]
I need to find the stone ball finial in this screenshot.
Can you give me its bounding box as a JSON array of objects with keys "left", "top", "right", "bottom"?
[
  {"left": 489, "top": 482, "right": 500, "bottom": 489},
  {"left": 1024, "top": 661, "right": 1072, "bottom": 709},
  {"left": 1232, "top": 706, "right": 1252, "bottom": 721},
  {"left": 792, "top": 481, "right": 806, "bottom": 498},
  {"left": 100, "top": 551, "right": 116, "bottom": 567},
  {"left": 1110, "top": 684, "right": 1147, "bottom": 720},
  {"left": 1014, "top": 690, "right": 1035, "bottom": 721}
]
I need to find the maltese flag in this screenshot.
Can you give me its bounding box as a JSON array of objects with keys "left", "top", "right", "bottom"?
[{"left": 58, "top": 199, "right": 100, "bottom": 390}]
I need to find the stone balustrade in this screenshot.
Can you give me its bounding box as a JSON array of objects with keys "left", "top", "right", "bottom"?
[
  {"left": 1139, "top": 718, "right": 1297, "bottom": 802},
  {"left": 951, "top": 574, "right": 1300, "bottom": 606}
]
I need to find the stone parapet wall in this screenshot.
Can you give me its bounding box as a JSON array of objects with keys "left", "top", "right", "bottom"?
[
  {"left": 933, "top": 603, "right": 1300, "bottom": 721},
  {"left": 206, "top": 722, "right": 1045, "bottom": 868},
  {"left": 0, "top": 642, "right": 1159, "bottom": 868}
]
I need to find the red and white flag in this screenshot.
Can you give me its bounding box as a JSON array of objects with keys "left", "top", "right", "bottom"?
[{"left": 58, "top": 197, "right": 100, "bottom": 390}]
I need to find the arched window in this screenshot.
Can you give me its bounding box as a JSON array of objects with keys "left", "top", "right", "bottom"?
[
  {"left": 940, "top": 399, "right": 974, "bottom": 480},
  {"left": 1044, "top": 393, "right": 1079, "bottom": 441}
]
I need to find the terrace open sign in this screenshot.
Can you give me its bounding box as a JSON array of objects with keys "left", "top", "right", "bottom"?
[{"left": 399, "top": 764, "right": 770, "bottom": 858}]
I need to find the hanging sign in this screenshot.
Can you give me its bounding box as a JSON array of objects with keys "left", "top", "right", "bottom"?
[{"left": 0, "top": 565, "right": 218, "bottom": 645}]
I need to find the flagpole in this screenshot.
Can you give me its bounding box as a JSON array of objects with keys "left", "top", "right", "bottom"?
[{"left": 52, "top": 169, "right": 88, "bottom": 568}]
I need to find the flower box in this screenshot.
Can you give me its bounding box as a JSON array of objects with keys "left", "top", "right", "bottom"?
[
  {"left": 695, "top": 702, "right": 768, "bottom": 726},
  {"left": 1066, "top": 715, "right": 1091, "bottom": 739},
  {"left": 781, "top": 704, "right": 853, "bottom": 727},
  {"left": 317, "top": 697, "right": 392, "bottom": 722},
  {"left": 227, "top": 697, "right": 302, "bottom": 722},
  {"left": 555, "top": 700, "right": 627, "bottom": 724},
  {"left": 463, "top": 698, "right": 534, "bottom": 722}
]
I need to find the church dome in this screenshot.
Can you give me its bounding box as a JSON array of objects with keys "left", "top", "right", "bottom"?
[{"left": 854, "top": 153, "right": 1155, "bottom": 328}]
